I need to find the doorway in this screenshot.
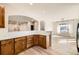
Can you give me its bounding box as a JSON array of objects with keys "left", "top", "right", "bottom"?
[{"left": 31, "top": 25, "right": 34, "bottom": 30}]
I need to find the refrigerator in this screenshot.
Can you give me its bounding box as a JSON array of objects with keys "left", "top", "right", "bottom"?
[{"left": 76, "top": 23, "right": 79, "bottom": 52}]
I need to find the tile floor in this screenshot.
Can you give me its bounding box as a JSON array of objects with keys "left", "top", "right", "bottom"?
[
  {"left": 19, "top": 34, "right": 78, "bottom": 55},
  {"left": 52, "top": 35, "right": 78, "bottom": 55}
]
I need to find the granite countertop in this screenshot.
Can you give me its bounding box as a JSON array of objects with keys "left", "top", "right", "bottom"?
[{"left": 0, "top": 31, "right": 51, "bottom": 40}]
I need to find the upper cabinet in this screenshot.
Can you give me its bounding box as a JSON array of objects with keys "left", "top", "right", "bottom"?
[{"left": 0, "top": 6, "right": 5, "bottom": 28}]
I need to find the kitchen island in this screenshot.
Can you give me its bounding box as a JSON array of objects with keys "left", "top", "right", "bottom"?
[{"left": 0, "top": 31, "right": 51, "bottom": 55}]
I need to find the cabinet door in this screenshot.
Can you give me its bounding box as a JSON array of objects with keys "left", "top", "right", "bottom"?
[
  {"left": 0, "top": 6, "right": 5, "bottom": 28},
  {"left": 38, "top": 35, "right": 47, "bottom": 48},
  {"left": 38, "top": 35, "right": 43, "bottom": 46},
  {"left": 1, "top": 39, "right": 14, "bottom": 55},
  {"left": 42, "top": 35, "right": 51, "bottom": 49},
  {"left": 15, "top": 37, "right": 26, "bottom": 54},
  {"left": 42, "top": 36, "right": 46, "bottom": 48},
  {"left": 15, "top": 38, "right": 23, "bottom": 54},
  {"left": 33, "top": 35, "right": 39, "bottom": 45}
]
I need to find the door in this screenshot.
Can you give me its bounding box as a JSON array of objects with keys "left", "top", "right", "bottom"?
[
  {"left": 76, "top": 23, "right": 79, "bottom": 52},
  {"left": 31, "top": 25, "right": 34, "bottom": 30},
  {"left": 33, "top": 35, "right": 39, "bottom": 45}
]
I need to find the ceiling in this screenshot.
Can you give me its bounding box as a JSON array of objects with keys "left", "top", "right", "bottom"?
[{"left": 1, "top": 3, "right": 79, "bottom": 21}]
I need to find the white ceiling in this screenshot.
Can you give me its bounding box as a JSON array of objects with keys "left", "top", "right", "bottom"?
[
  {"left": 1, "top": 3, "right": 79, "bottom": 21},
  {"left": 4, "top": 3, "right": 79, "bottom": 12}
]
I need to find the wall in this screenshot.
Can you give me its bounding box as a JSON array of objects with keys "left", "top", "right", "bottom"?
[{"left": 0, "top": 3, "right": 79, "bottom": 36}]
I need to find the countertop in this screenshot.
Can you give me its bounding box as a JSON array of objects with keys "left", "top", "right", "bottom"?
[{"left": 0, "top": 31, "right": 51, "bottom": 40}]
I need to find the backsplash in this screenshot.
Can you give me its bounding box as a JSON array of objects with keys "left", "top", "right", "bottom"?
[{"left": 8, "top": 15, "right": 38, "bottom": 32}]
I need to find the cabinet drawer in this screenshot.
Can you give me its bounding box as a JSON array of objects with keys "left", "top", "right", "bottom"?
[
  {"left": 15, "top": 37, "right": 26, "bottom": 41},
  {"left": 27, "top": 43, "right": 33, "bottom": 48},
  {"left": 27, "top": 36, "right": 33, "bottom": 40},
  {"left": 27, "top": 40, "right": 33, "bottom": 44},
  {"left": 1, "top": 39, "right": 13, "bottom": 45},
  {"left": 27, "top": 38, "right": 33, "bottom": 41}
]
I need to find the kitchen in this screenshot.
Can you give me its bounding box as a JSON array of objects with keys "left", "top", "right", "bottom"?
[{"left": 0, "top": 3, "right": 79, "bottom": 55}]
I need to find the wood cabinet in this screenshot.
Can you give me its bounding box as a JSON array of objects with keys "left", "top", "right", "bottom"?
[
  {"left": 15, "top": 37, "right": 26, "bottom": 54},
  {"left": 1, "top": 39, "right": 14, "bottom": 55},
  {"left": 38, "top": 35, "right": 51, "bottom": 49},
  {"left": 0, "top": 6, "right": 5, "bottom": 28},
  {"left": 33, "top": 35, "right": 39, "bottom": 45},
  {"left": 0, "top": 35, "right": 51, "bottom": 55},
  {"left": 38, "top": 35, "right": 46, "bottom": 48},
  {"left": 42, "top": 36, "right": 46, "bottom": 48},
  {"left": 26, "top": 36, "right": 34, "bottom": 48},
  {"left": 38, "top": 35, "right": 42, "bottom": 46}
]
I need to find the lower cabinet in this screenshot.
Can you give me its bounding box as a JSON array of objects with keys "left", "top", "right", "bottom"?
[
  {"left": 42, "top": 36, "right": 47, "bottom": 48},
  {"left": 38, "top": 35, "right": 46, "bottom": 48},
  {"left": 15, "top": 37, "right": 26, "bottom": 54},
  {"left": 33, "top": 35, "right": 39, "bottom": 45},
  {"left": 27, "top": 43, "right": 33, "bottom": 48},
  {"left": 0, "top": 35, "right": 51, "bottom": 55},
  {"left": 1, "top": 39, "right": 14, "bottom": 55},
  {"left": 38, "top": 35, "right": 43, "bottom": 46},
  {"left": 26, "top": 36, "right": 34, "bottom": 48}
]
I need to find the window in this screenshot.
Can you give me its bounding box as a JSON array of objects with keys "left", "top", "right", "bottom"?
[{"left": 59, "top": 23, "right": 69, "bottom": 33}]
